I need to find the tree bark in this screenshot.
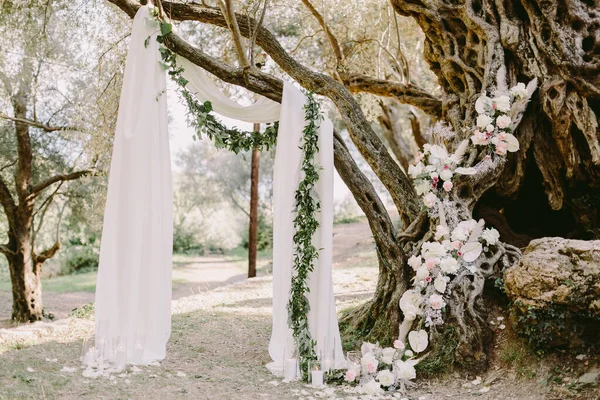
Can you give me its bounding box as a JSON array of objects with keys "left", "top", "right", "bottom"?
[{"left": 248, "top": 123, "right": 260, "bottom": 278}]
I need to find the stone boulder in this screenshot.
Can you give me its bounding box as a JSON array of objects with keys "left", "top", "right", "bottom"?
[{"left": 504, "top": 237, "right": 600, "bottom": 348}]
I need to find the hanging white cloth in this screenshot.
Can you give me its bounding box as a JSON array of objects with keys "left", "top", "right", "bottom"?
[
  {"left": 95, "top": 4, "right": 344, "bottom": 370},
  {"left": 266, "top": 84, "right": 345, "bottom": 374},
  {"left": 94, "top": 7, "right": 172, "bottom": 364}
]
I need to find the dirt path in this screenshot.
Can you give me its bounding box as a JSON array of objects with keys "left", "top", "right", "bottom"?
[
  {"left": 1, "top": 220, "right": 591, "bottom": 399},
  {"left": 0, "top": 220, "right": 375, "bottom": 326}
]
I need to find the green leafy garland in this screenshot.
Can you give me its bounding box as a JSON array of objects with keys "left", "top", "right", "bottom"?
[
  {"left": 287, "top": 92, "right": 322, "bottom": 376},
  {"left": 151, "top": 15, "right": 322, "bottom": 379}
]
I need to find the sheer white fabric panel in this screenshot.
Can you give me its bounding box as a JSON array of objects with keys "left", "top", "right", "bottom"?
[
  {"left": 266, "top": 84, "right": 345, "bottom": 374},
  {"left": 94, "top": 7, "right": 173, "bottom": 364},
  {"left": 180, "top": 58, "right": 281, "bottom": 123}
]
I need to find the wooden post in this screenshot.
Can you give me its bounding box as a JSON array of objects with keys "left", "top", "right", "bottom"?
[{"left": 248, "top": 123, "right": 260, "bottom": 278}]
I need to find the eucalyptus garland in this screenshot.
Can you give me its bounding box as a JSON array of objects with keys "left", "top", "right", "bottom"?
[{"left": 150, "top": 16, "right": 321, "bottom": 379}]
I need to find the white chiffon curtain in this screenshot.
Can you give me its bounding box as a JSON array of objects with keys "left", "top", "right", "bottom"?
[
  {"left": 95, "top": 5, "right": 345, "bottom": 370},
  {"left": 95, "top": 9, "right": 172, "bottom": 364}
]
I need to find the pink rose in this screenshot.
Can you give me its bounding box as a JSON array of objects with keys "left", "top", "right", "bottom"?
[
  {"left": 367, "top": 362, "right": 377, "bottom": 374},
  {"left": 495, "top": 141, "right": 508, "bottom": 156},
  {"left": 497, "top": 133, "right": 506, "bottom": 141},
  {"left": 345, "top": 369, "right": 357, "bottom": 382},
  {"left": 443, "top": 181, "right": 453, "bottom": 192},
  {"left": 451, "top": 241, "right": 462, "bottom": 250},
  {"left": 425, "top": 258, "right": 439, "bottom": 269}
]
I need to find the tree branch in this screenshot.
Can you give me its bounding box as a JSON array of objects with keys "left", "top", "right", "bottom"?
[
  {"left": 0, "top": 175, "right": 16, "bottom": 223},
  {"left": 217, "top": 0, "right": 250, "bottom": 69},
  {"left": 142, "top": 0, "right": 419, "bottom": 224},
  {"left": 30, "top": 170, "right": 94, "bottom": 198},
  {"left": 0, "top": 113, "right": 81, "bottom": 133},
  {"left": 340, "top": 74, "right": 442, "bottom": 118},
  {"left": 300, "top": 0, "right": 344, "bottom": 65}
]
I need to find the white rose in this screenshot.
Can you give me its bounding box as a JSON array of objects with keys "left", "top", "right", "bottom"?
[
  {"left": 434, "top": 273, "right": 447, "bottom": 293},
  {"left": 360, "top": 378, "right": 383, "bottom": 395},
  {"left": 486, "top": 124, "right": 495, "bottom": 133},
  {"left": 429, "top": 293, "right": 446, "bottom": 310},
  {"left": 423, "top": 192, "right": 437, "bottom": 208},
  {"left": 439, "top": 168, "right": 453, "bottom": 181},
  {"left": 399, "top": 290, "right": 422, "bottom": 321},
  {"left": 481, "top": 228, "right": 500, "bottom": 245},
  {"left": 376, "top": 370, "right": 395, "bottom": 387},
  {"left": 361, "top": 352, "right": 379, "bottom": 374},
  {"left": 439, "top": 257, "right": 459, "bottom": 274},
  {"left": 422, "top": 241, "right": 447, "bottom": 259},
  {"left": 494, "top": 95, "right": 511, "bottom": 112},
  {"left": 407, "top": 255, "right": 422, "bottom": 270},
  {"left": 394, "top": 359, "right": 418, "bottom": 381},
  {"left": 414, "top": 179, "right": 431, "bottom": 196},
  {"left": 476, "top": 114, "right": 493, "bottom": 129},
  {"left": 381, "top": 348, "right": 396, "bottom": 365},
  {"left": 510, "top": 82, "right": 528, "bottom": 99},
  {"left": 475, "top": 94, "right": 492, "bottom": 114},
  {"left": 496, "top": 115, "right": 512, "bottom": 129},
  {"left": 423, "top": 143, "right": 432, "bottom": 153},
  {"left": 415, "top": 266, "right": 430, "bottom": 281}
]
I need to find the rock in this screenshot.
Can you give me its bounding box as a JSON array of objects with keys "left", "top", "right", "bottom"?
[
  {"left": 578, "top": 369, "right": 600, "bottom": 385},
  {"left": 504, "top": 237, "right": 600, "bottom": 348}
]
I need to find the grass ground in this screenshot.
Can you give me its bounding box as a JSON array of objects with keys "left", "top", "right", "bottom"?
[{"left": 0, "top": 221, "right": 598, "bottom": 399}]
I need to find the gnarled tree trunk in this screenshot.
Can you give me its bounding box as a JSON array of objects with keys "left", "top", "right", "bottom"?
[{"left": 107, "top": 0, "right": 599, "bottom": 372}]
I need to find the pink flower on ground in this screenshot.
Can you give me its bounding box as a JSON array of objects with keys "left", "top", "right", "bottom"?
[
  {"left": 393, "top": 340, "right": 405, "bottom": 350},
  {"left": 345, "top": 369, "right": 357, "bottom": 382},
  {"left": 367, "top": 362, "right": 377, "bottom": 374},
  {"left": 443, "top": 181, "right": 453, "bottom": 192}
]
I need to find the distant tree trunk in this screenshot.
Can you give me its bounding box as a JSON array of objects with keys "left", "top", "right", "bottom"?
[
  {"left": 248, "top": 123, "right": 261, "bottom": 278},
  {"left": 0, "top": 40, "right": 89, "bottom": 322}
]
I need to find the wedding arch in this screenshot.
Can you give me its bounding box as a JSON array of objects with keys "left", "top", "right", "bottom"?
[
  {"left": 93, "top": 5, "right": 345, "bottom": 376},
  {"left": 91, "top": 0, "right": 545, "bottom": 392}
]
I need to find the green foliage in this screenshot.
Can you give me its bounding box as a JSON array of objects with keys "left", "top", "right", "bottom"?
[
  {"left": 240, "top": 214, "right": 273, "bottom": 251},
  {"left": 287, "top": 92, "right": 322, "bottom": 376},
  {"left": 512, "top": 301, "right": 600, "bottom": 349},
  {"left": 62, "top": 236, "right": 99, "bottom": 275},
  {"left": 155, "top": 39, "right": 278, "bottom": 153},
  {"left": 173, "top": 224, "right": 206, "bottom": 255},
  {"left": 69, "top": 302, "right": 95, "bottom": 319},
  {"left": 415, "top": 325, "right": 458, "bottom": 376}
]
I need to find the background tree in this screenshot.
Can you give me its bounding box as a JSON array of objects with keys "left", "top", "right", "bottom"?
[
  {"left": 107, "top": 0, "right": 599, "bottom": 369},
  {"left": 0, "top": 0, "right": 126, "bottom": 322}
]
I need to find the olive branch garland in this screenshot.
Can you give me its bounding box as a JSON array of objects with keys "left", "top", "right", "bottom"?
[
  {"left": 287, "top": 92, "right": 322, "bottom": 377},
  {"left": 150, "top": 14, "right": 322, "bottom": 379}
]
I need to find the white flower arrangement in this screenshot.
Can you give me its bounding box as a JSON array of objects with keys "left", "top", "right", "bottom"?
[
  {"left": 347, "top": 341, "right": 420, "bottom": 392},
  {"left": 350, "top": 70, "right": 537, "bottom": 395}
]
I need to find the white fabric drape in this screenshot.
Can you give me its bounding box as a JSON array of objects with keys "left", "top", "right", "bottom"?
[
  {"left": 95, "top": 4, "right": 344, "bottom": 370},
  {"left": 94, "top": 7, "right": 172, "bottom": 364},
  {"left": 266, "top": 85, "right": 345, "bottom": 374}
]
